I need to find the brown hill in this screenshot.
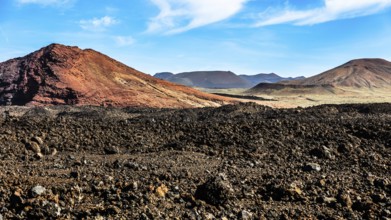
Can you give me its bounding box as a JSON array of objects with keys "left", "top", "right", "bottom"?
[
  {"left": 286, "top": 58, "right": 391, "bottom": 88},
  {"left": 0, "top": 44, "right": 233, "bottom": 108},
  {"left": 248, "top": 58, "right": 391, "bottom": 95}
]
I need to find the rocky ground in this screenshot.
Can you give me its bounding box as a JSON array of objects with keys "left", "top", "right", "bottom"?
[{"left": 0, "top": 103, "right": 390, "bottom": 219}]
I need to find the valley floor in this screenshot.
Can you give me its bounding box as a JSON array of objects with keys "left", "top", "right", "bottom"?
[
  {"left": 0, "top": 103, "right": 390, "bottom": 219},
  {"left": 202, "top": 87, "right": 391, "bottom": 108}
]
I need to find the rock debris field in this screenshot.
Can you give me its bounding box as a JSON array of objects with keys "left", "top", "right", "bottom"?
[{"left": 0, "top": 103, "right": 390, "bottom": 219}]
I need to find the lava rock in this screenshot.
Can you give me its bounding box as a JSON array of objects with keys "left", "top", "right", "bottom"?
[
  {"left": 35, "top": 152, "right": 44, "bottom": 160},
  {"left": 41, "top": 145, "right": 51, "bottom": 155},
  {"left": 239, "top": 210, "right": 253, "bottom": 220},
  {"left": 107, "top": 205, "right": 121, "bottom": 214},
  {"left": 155, "top": 184, "right": 169, "bottom": 197},
  {"left": 26, "top": 141, "right": 41, "bottom": 153},
  {"left": 194, "top": 173, "right": 234, "bottom": 206},
  {"left": 303, "top": 163, "right": 321, "bottom": 172},
  {"left": 309, "top": 146, "right": 334, "bottom": 159},
  {"left": 10, "top": 189, "right": 24, "bottom": 208},
  {"left": 337, "top": 191, "right": 353, "bottom": 208},
  {"left": 31, "top": 136, "right": 44, "bottom": 145},
  {"left": 31, "top": 185, "right": 46, "bottom": 197},
  {"left": 70, "top": 171, "right": 79, "bottom": 178},
  {"left": 104, "top": 146, "right": 120, "bottom": 154}
]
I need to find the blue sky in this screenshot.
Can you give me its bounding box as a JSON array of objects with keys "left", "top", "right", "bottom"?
[{"left": 1, "top": 0, "right": 391, "bottom": 77}]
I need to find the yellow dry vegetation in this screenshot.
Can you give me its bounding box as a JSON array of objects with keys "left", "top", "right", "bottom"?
[{"left": 202, "top": 87, "right": 391, "bottom": 108}]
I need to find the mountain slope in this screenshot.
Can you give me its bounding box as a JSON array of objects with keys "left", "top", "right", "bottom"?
[
  {"left": 239, "top": 73, "right": 305, "bottom": 86},
  {"left": 0, "top": 44, "right": 232, "bottom": 107},
  {"left": 154, "top": 71, "right": 251, "bottom": 88},
  {"left": 154, "top": 72, "right": 174, "bottom": 80},
  {"left": 154, "top": 71, "right": 305, "bottom": 88},
  {"left": 286, "top": 58, "right": 391, "bottom": 88}
]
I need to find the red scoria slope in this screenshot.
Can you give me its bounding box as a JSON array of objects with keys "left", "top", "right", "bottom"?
[{"left": 0, "top": 44, "right": 232, "bottom": 107}]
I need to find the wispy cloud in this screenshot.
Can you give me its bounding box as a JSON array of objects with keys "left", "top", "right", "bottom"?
[
  {"left": 114, "top": 36, "right": 135, "bottom": 46},
  {"left": 255, "top": 0, "right": 391, "bottom": 26},
  {"left": 148, "top": 0, "right": 248, "bottom": 34},
  {"left": 79, "top": 16, "right": 119, "bottom": 32},
  {"left": 16, "top": 0, "right": 74, "bottom": 7}
]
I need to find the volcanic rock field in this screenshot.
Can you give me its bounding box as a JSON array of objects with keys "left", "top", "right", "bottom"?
[{"left": 0, "top": 102, "right": 389, "bottom": 219}]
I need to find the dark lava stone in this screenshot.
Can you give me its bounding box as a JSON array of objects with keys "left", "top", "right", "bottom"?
[{"left": 194, "top": 173, "right": 233, "bottom": 206}]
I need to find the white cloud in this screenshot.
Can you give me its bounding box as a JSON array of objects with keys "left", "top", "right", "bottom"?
[
  {"left": 114, "top": 36, "right": 135, "bottom": 46},
  {"left": 79, "top": 16, "right": 119, "bottom": 32},
  {"left": 148, "top": 0, "right": 248, "bottom": 34},
  {"left": 16, "top": 0, "right": 74, "bottom": 6},
  {"left": 255, "top": 0, "right": 391, "bottom": 26}
]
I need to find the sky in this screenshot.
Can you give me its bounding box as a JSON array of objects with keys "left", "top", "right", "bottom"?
[{"left": 1, "top": 0, "right": 391, "bottom": 77}]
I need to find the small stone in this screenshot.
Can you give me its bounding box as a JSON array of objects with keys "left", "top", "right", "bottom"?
[
  {"left": 291, "top": 186, "right": 302, "bottom": 195},
  {"left": 371, "top": 193, "right": 386, "bottom": 203},
  {"left": 31, "top": 185, "right": 46, "bottom": 197},
  {"left": 104, "top": 146, "right": 120, "bottom": 154},
  {"left": 303, "top": 163, "right": 321, "bottom": 172},
  {"left": 382, "top": 209, "right": 391, "bottom": 217},
  {"left": 240, "top": 210, "right": 253, "bottom": 220},
  {"left": 70, "top": 171, "right": 79, "bottom": 178},
  {"left": 26, "top": 141, "right": 41, "bottom": 153},
  {"left": 51, "top": 148, "right": 58, "bottom": 156},
  {"left": 155, "top": 184, "right": 169, "bottom": 197},
  {"left": 24, "top": 206, "right": 32, "bottom": 212},
  {"left": 352, "top": 200, "right": 373, "bottom": 211},
  {"left": 107, "top": 205, "right": 121, "bottom": 214},
  {"left": 104, "top": 175, "right": 114, "bottom": 183},
  {"left": 10, "top": 189, "right": 24, "bottom": 208},
  {"left": 140, "top": 213, "right": 150, "bottom": 220},
  {"left": 31, "top": 136, "right": 44, "bottom": 145},
  {"left": 0, "top": 213, "right": 3, "bottom": 220},
  {"left": 42, "top": 145, "right": 51, "bottom": 155},
  {"left": 35, "top": 152, "right": 44, "bottom": 160},
  {"left": 113, "top": 160, "right": 122, "bottom": 168},
  {"left": 310, "top": 146, "right": 334, "bottom": 159},
  {"left": 44, "top": 201, "right": 62, "bottom": 217},
  {"left": 132, "top": 181, "right": 138, "bottom": 190},
  {"left": 94, "top": 216, "right": 104, "bottom": 220},
  {"left": 125, "top": 161, "right": 139, "bottom": 169},
  {"left": 318, "top": 179, "right": 326, "bottom": 187},
  {"left": 205, "top": 213, "right": 215, "bottom": 220},
  {"left": 338, "top": 192, "right": 353, "bottom": 208},
  {"left": 322, "top": 197, "right": 337, "bottom": 204},
  {"left": 194, "top": 173, "right": 234, "bottom": 206},
  {"left": 374, "top": 178, "right": 389, "bottom": 189}
]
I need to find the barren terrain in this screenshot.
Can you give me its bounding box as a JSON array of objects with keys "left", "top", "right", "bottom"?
[
  {"left": 203, "top": 87, "right": 391, "bottom": 108},
  {"left": 0, "top": 103, "right": 390, "bottom": 219}
]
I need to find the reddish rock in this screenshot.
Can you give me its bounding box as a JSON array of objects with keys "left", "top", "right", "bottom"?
[{"left": 0, "top": 44, "right": 232, "bottom": 108}]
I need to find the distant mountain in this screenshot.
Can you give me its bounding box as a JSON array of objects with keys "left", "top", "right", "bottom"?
[
  {"left": 239, "top": 73, "right": 305, "bottom": 86},
  {"left": 247, "top": 83, "right": 338, "bottom": 95},
  {"left": 0, "top": 44, "right": 232, "bottom": 107},
  {"left": 154, "top": 71, "right": 251, "bottom": 88},
  {"left": 285, "top": 58, "right": 391, "bottom": 88},
  {"left": 247, "top": 58, "right": 391, "bottom": 95},
  {"left": 153, "top": 71, "right": 304, "bottom": 89},
  {"left": 154, "top": 72, "right": 174, "bottom": 80}
]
